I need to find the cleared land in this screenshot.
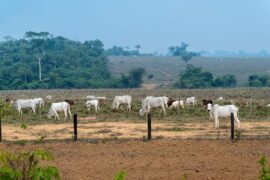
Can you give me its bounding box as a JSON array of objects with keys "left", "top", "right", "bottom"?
[
  {"left": 109, "top": 56, "right": 270, "bottom": 86},
  {"left": 1, "top": 140, "right": 270, "bottom": 179}
]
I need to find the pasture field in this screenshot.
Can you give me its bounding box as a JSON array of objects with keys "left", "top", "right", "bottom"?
[
  {"left": 1, "top": 139, "right": 270, "bottom": 179},
  {"left": 109, "top": 56, "right": 270, "bottom": 86},
  {"left": 1, "top": 88, "right": 270, "bottom": 141}
]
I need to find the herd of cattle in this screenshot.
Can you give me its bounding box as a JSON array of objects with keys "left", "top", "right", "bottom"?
[{"left": 2, "top": 95, "right": 241, "bottom": 129}]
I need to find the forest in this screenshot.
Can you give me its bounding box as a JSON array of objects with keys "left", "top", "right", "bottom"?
[{"left": 0, "top": 32, "right": 145, "bottom": 90}]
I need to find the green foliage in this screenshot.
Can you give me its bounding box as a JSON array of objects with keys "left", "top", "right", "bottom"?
[
  {"left": 176, "top": 64, "right": 213, "bottom": 88},
  {"left": 105, "top": 45, "right": 140, "bottom": 56},
  {"left": 258, "top": 155, "right": 270, "bottom": 180},
  {"left": 213, "top": 74, "right": 237, "bottom": 87},
  {"left": 114, "top": 171, "right": 128, "bottom": 180},
  {"left": 0, "top": 100, "right": 14, "bottom": 119},
  {"left": 0, "top": 31, "right": 112, "bottom": 89},
  {"left": 20, "top": 123, "right": 28, "bottom": 129},
  {"left": 248, "top": 75, "right": 270, "bottom": 87},
  {"left": 168, "top": 42, "right": 200, "bottom": 63},
  {"left": 175, "top": 65, "right": 237, "bottom": 88},
  {"left": 119, "top": 67, "right": 145, "bottom": 88},
  {"left": 0, "top": 149, "right": 60, "bottom": 180}
]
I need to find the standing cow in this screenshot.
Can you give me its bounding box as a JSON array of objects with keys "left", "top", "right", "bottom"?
[
  {"left": 207, "top": 103, "right": 240, "bottom": 129},
  {"left": 112, "top": 95, "right": 132, "bottom": 111}
]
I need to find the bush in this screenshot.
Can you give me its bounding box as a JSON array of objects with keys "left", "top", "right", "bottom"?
[
  {"left": 0, "top": 149, "right": 60, "bottom": 180},
  {"left": 258, "top": 155, "right": 270, "bottom": 180}
]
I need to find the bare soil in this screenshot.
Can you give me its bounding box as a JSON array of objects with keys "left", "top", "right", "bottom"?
[
  {"left": 1, "top": 139, "right": 270, "bottom": 179},
  {"left": 3, "top": 120, "right": 270, "bottom": 141}
]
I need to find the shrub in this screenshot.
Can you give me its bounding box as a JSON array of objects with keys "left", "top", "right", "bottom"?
[
  {"left": 114, "top": 170, "right": 128, "bottom": 180},
  {"left": 258, "top": 155, "right": 270, "bottom": 180},
  {"left": 0, "top": 149, "right": 60, "bottom": 180}
]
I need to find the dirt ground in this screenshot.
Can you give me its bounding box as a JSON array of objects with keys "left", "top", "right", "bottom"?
[
  {"left": 1, "top": 139, "right": 270, "bottom": 179},
  {"left": 2, "top": 120, "right": 270, "bottom": 141}
]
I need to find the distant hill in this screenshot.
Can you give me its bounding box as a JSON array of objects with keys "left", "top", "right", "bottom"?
[{"left": 108, "top": 56, "right": 270, "bottom": 87}]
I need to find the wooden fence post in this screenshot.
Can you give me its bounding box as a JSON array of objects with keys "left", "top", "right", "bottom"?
[
  {"left": 147, "top": 112, "right": 152, "bottom": 140},
  {"left": 73, "top": 114, "right": 77, "bottom": 141},
  {"left": 231, "top": 113, "right": 234, "bottom": 140},
  {"left": 0, "top": 118, "right": 2, "bottom": 142}
]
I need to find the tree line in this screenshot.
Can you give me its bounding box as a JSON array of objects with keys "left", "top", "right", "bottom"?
[{"left": 0, "top": 32, "right": 145, "bottom": 90}]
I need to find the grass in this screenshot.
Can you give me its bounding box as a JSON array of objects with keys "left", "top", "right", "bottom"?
[
  {"left": 1, "top": 88, "right": 270, "bottom": 125},
  {"left": 109, "top": 56, "right": 270, "bottom": 86}
]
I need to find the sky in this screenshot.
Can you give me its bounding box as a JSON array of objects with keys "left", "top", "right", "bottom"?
[{"left": 0, "top": 0, "right": 270, "bottom": 53}]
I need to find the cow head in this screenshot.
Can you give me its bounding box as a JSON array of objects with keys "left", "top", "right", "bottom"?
[
  {"left": 139, "top": 109, "right": 146, "bottom": 116},
  {"left": 207, "top": 103, "right": 213, "bottom": 112}
]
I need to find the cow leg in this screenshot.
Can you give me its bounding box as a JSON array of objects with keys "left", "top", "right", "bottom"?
[
  {"left": 234, "top": 114, "right": 240, "bottom": 128},
  {"left": 54, "top": 110, "right": 59, "bottom": 120},
  {"left": 68, "top": 107, "right": 72, "bottom": 119},
  {"left": 214, "top": 117, "right": 219, "bottom": 129},
  {"left": 64, "top": 110, "right": 68, "bottom": 121}
]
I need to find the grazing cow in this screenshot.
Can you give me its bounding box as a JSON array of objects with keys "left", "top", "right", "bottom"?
[
  {"left": 170, "top": 100, "right": 185, "bottom": 109},
  {"left": 112, "top": 95, "right": 132, "bottom": 111},
  {"left": 202, "top": 99, "right": 213, "bottom": 106},
  {"left": 14, "top": 99, "right": 36, "bottom": 115},
  {"left": 47, "top": 102, "right": 72, "bottom": 121},
  {"left": 186, "top": 97, "right": 197, "bottom": 106},
  {"left": 207, "top": 103, "right": 240, "bottom": 129},
  {"left": 86, "top": 100, "right": 99, "bottom": 112},
  {"left": 139, "top": 97, "right": 166, "bottom": 116},
  {"left": 46, "top": 95, "right": 52, "bottom": 101},
  {"left": 64, "top": 99, "right": 75, "bottom": 106},
  {"left": 167, "top": 98, "right": 176, "bottom": 107},
  {"left": 33, "top": 98, "right": 45, "bottom": 108}
]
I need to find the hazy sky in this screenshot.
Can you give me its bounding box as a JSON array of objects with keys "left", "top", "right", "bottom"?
[{"left": 0, "top": 0, "right": 270, "bottom": 53}]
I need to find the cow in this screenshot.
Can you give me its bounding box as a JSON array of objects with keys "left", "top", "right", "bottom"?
[
  {"left": 47, "top": 102, "right": 72, "bottom": 121},
  {"left": 217, "top": 96, "right": 224, "bottom": 101},
  {"left": 46, "top": 95, "right": 52, "bottom": 101},
  {"left": 33, "top": 98, "right": 45, "bottom": 108},
  {"left": 139, "top": 96, "right": 166, "bottom": 116},
  {"left": 167, "top": 98, "right": 176, "bottom": 107},
  {"left": 202, "top": 99, "right": 213, "bottom": 106},
  {"left": 86, "top": 100, "right": 99, "bottom": 112},
  {"left": 186, "top": 97, "right": 197, "bottom": 106},
  {"left": 64, "top": 99, "right": 75, "bottom": 106},
  {"left": 170, "top": 100, "right": 185, "bottom": 109},
  {"left": 207, "top": 103, "right": 240, "bottom": 129},
  {"left": 112, "top": 95, "right": 132, "bottom": 111},
  {"left": 14, "top": 99, "right": 36, "bottom": 116}
]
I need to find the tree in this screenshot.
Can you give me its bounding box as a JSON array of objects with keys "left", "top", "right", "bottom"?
[
  {"left": 213, "top": 74, "right": 237, "bottom": 87},
  {"left": 135, "top": 44, "right": 141, "bottom": 53},
  {"left": 25, "top": 31, "right": 49, "bottom": 81},
  {"left": 119, "top": 67, "right": 145, "bottom": 88},
  {"left": 168, "top": 42, "right": 200, "bottom": 63},
  {"left": 176, "top": 64, "right": 213, "bottom": 88},
  {"left": 248, "top": 75, "right": 270, "bottom": 87}
]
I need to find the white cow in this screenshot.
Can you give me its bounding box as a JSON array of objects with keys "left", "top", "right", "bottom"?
[
  {"left": 14, "top": 99, "right": 36, "bottom": 115},
  {"left": 217, "top": 96, "right": 224, "bottom": 101},
  {"left": 170, "top": 100, "right": 185, "bottom": 109},
  {"left": 207, "top": 103, "right": 240, "bottom": 129},
  {"left": 86, "top": 100, "right": 99, "bottom": 112},
  {"left": 186, "top": 96, "right": 197, "bottom": 106},
  {"left": 47, "top": 102, "right": 72, "bottom": 121},
  {"left": 85, "top": 95, "right": 106, "bottom": 100},
  {"left": 33, "top": 98, "right": 45, "bottom": 108},
  {"left": 139, "top": 97, "right": 166, "bottom": 116},
  {"left": 46, "top": 95, "right": 52, "bottom": 101},
  {"left": 112, "top": 95, "right": 132, "bottom": 111}
]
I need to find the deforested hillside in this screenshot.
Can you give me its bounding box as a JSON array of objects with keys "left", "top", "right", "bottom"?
[{"left": 109, "top": 56, "right": 270, "bottom": 86}]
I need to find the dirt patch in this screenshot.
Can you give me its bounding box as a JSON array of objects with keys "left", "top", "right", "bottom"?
[
  {"left": 0, "top": 140, "right": 269, "bottom": 179},
  {"left": 2, "top": 121, "right": 270, "bottom": 141}
]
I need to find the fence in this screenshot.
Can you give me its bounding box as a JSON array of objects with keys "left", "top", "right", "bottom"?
[{"left": 0, "top": 113, "right": 248, "bottom": 142}]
